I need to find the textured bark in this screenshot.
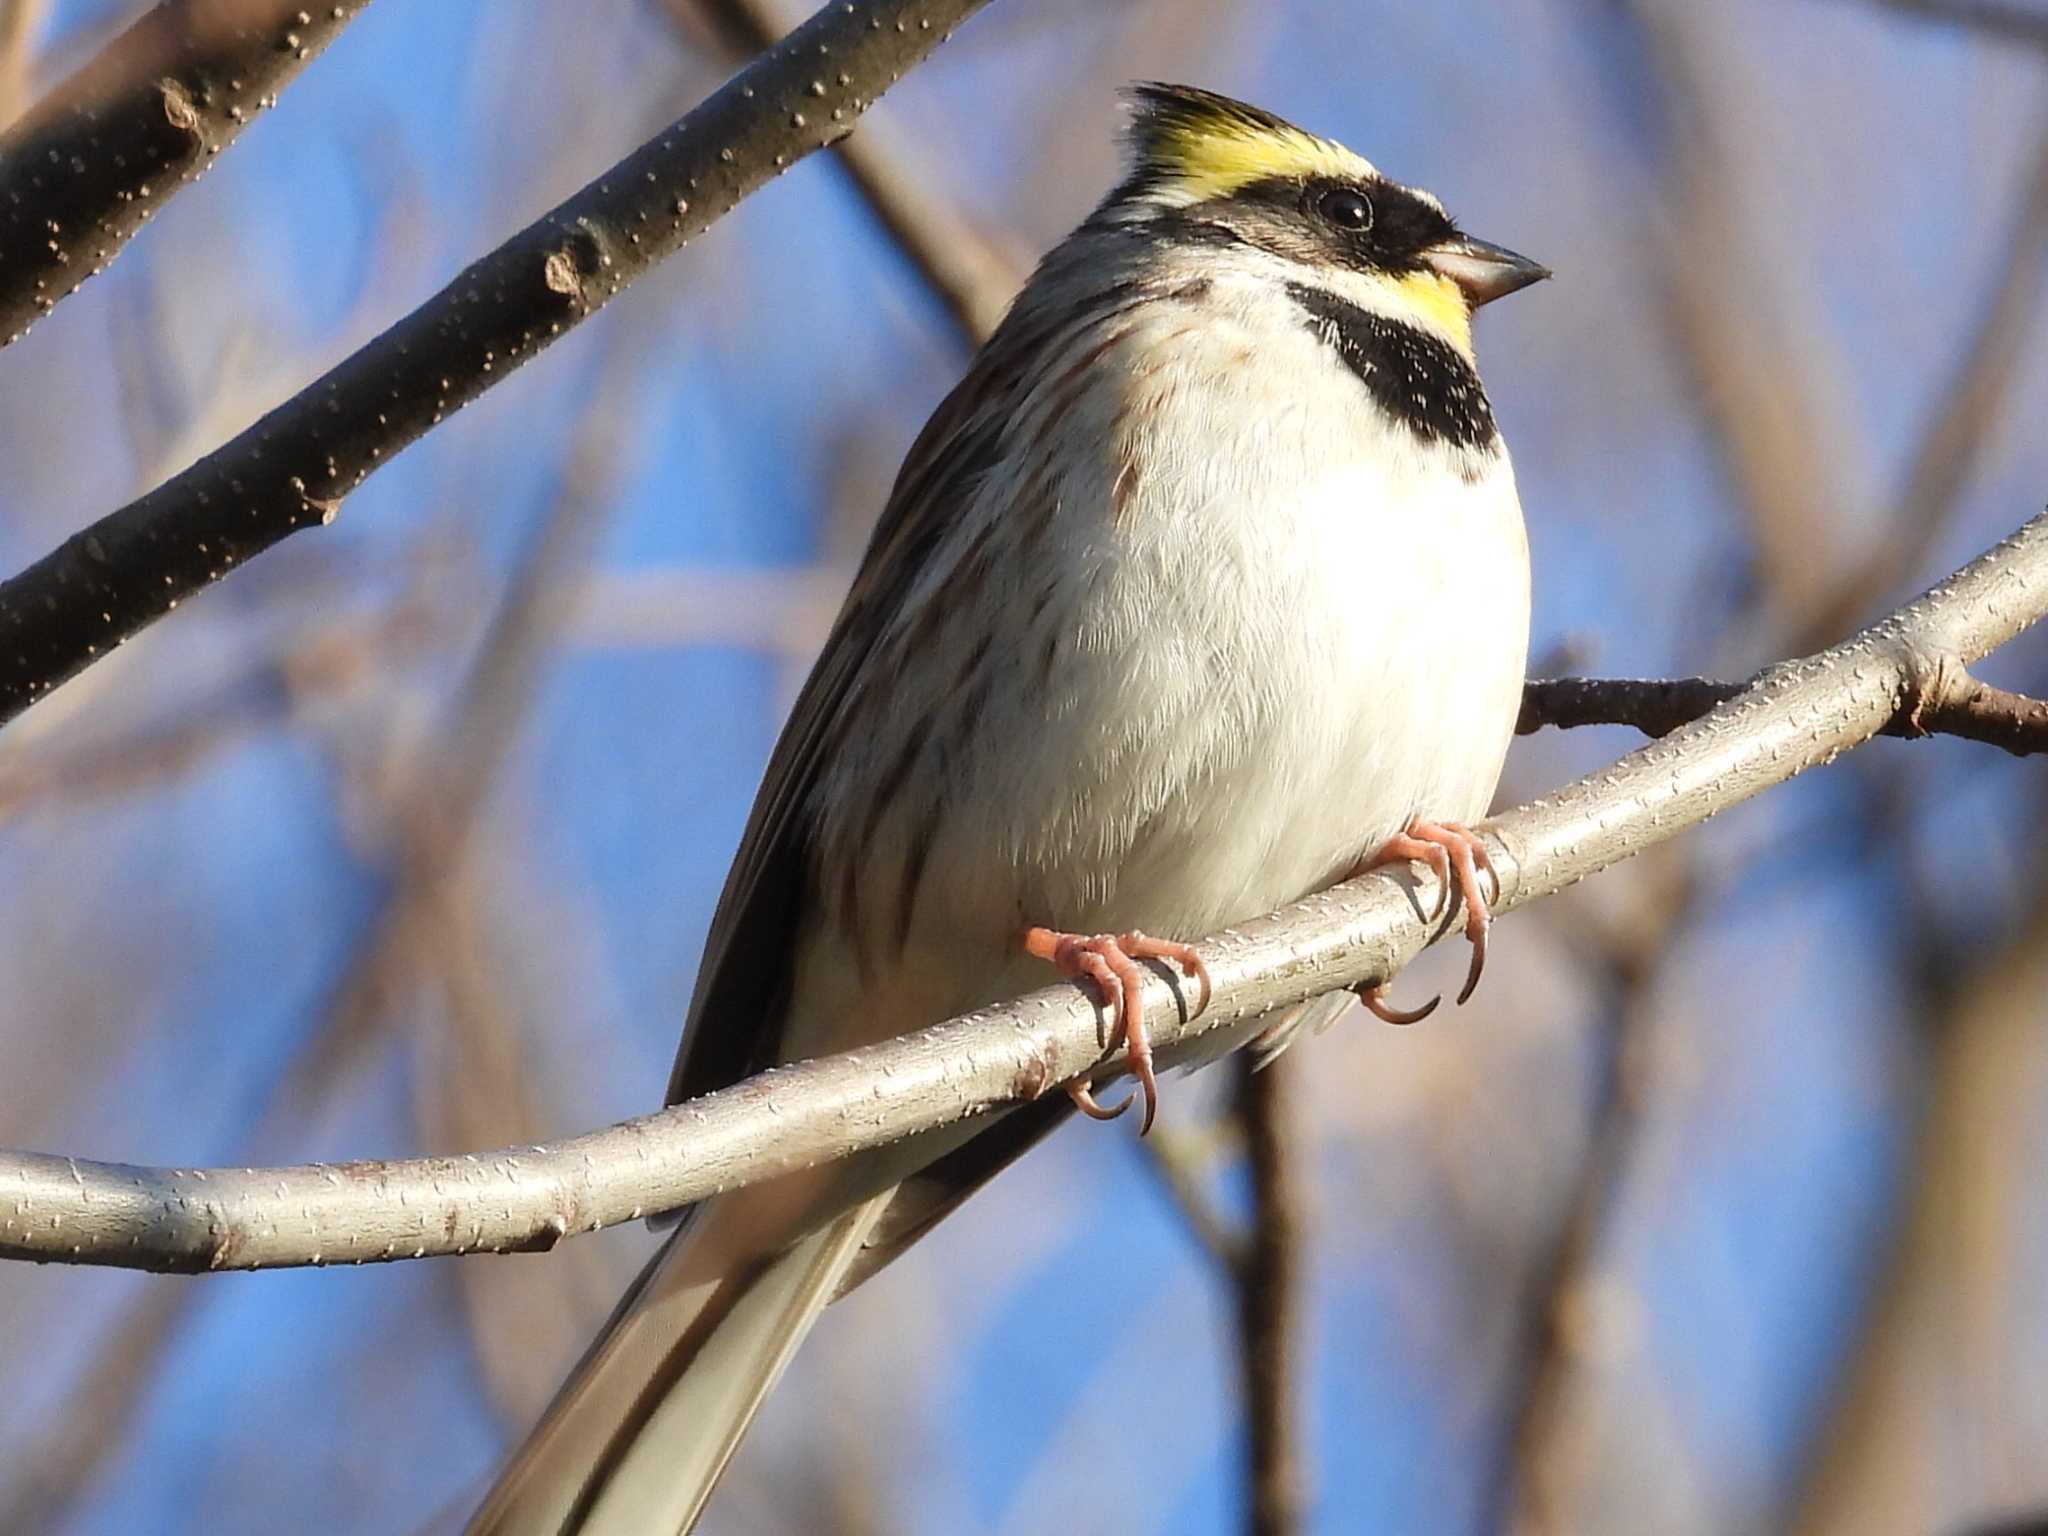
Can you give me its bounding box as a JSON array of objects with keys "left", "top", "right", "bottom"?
[
  {"left": 0, "top": 0, "right": 994, "bottom": 726},
  {"left": 0, "top": 0, "right": 371, "bottom": 345},
  {"left": 1518, "top": 668, "right": 2048, "bottom": 754},
  {"left": 3, "top": 504, "right": 2045, "bottom": 1274}
]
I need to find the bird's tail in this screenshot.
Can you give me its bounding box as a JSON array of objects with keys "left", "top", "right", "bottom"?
[{"left": 465, "top": 1191, "right": 887, "bottom": 1536}]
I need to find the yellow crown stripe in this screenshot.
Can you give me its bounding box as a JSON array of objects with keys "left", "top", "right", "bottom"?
[
  {"left": 1129, "top": 84, "right": 1378, "bottom": 205},
  {"left": 1150, "top": 124, "right": 1374, "bottom": 202}
]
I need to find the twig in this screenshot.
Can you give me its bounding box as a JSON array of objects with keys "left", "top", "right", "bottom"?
[
  {"left": 0, "top": 1275, "right": 200, "bottom": 1530},
  {"left": 1625, "top": 3, "right": 1874, "bottom": 634},
  {"left": 677, "top": 0, "right": 1020, "bottom": 348},
  {"left": 0, "top": 0, "right": 51, "bottom": 129},
  {"left": 1141, "top": 1119, "right": 1247, "bottom": 1275},
  {"left": 1788, "top": 860, "right": 2048, "bottom": 1533},
  {"left": 1237, "top": 1052, "right": 1309, "bottom": 1536},
  {"left": 3, "top": 504, "right": 2045, "bottom": 1273},
  {"left": 1476, "top": 930, "right": 1673, "bottom": 1536},
  {"left": 0, "top": 588, "right": 442, "bottom": 821},
  {"left": 0, "top": 0, "right": 996, "bottom": 727},
  {"left": 1852, "top": 0, "right": 2048, "bottom": 51},
  {"left": 1518, "top": 669, "right": 2048, "bottom": 755},
  {"left": 1505, "top": 16, "right": 2048, "bottom": 1533},
  {"left": 0, "top": 0, "right": 371, "bottom": 345},
  {"left": 1793, "top": 117, "right": 2048, "bottom": 649}
]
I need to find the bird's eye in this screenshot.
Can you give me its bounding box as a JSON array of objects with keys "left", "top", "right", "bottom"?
[{"left": 1317, "top": 188, "right": 1373, "bottom": 232}]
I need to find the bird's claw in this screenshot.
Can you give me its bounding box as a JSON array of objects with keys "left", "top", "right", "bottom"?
[
  {"left": 1023, "top": 926, "right": 1212, "bottom": 1135},
  {"left": 1358, "top": 819, "right": 1498, "bottom": 1016},
  {"left": 1357, "top": 982, "right": 1440, "bottom": 1025}
]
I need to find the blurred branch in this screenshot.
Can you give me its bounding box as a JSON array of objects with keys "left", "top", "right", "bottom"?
[
  {"left": 1479, "top": 908, "right": 1681, "bottom": 1536},
  {"left": 4, "top": 504, "right": 2047, "bottom": 1272},
  {"left": 1518, "top": 669, "right": 2048, "bottom": 754},
  {"left": 0, "top": 1275, "right": 199, "bottom": 1530},
  {"left": 1791, "top": 877, "right": 2048, "bottom": 1533},
  {"left": 1626, "top": 2, "right": 1874, "bottom": 630},
  {"left": 323, "top": 349, "right": 639, "bottom": 1422},
  {"left": 1515, "top": 15, "right": 2048, "bottom": 1535},
  {"left": 0, "top": 589, "right": 443, "bottom": 821},
  {"left": 0, "top": 0, "right": 50, "bottom": 128},
  {"left": 676, "top": 0, "right": 1021, "bottom": 348},
  {"left": 0, "top": 0, "right": 371, "bottom": 345},
  {"left": 1141, "top": 1117, "right": 1246, "bottom": 1274},
  {"left": 1793, "top": 118, "right": 2048, "bottom": 649},
  {"left": 0, "top": 0, "right": 997, "bottom": 727},
  {"left": 563, "top": 562, "right": 848, "bottom": 654},
  {"left": 1853, "top": 0, "right": 2048, "bottom": 51},
  {"left": 1237, "top": 1052, "right": 1310, "bottom": 1536}
]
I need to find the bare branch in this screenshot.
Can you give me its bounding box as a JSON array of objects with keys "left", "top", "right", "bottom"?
[
  {"left": 1517, "top": 676, "right": 1744, "bottom": 740},
  {"left": 1852, "top": 0, "right": 2048, "bottom": 51},
  {"left": 1140, "top": 1119, "right": 1247, "bottom": 1275},
  {"left": 1237, "top": 1052, "right": 1309, "bottom": 1536},
  {"left": 1789, "top": 882, "right": 2048, "bottom": 1533},
  {"left": 1519, "top": 667, "right": 2048, "bottom": 755},
  {"left": 3, "top": 505, "right": 2045, "bottom": 1274},
  {"left": 0, "top": 588, "right": 443, "bottom": 821},
  {"left": 1483, "top": 923, "right": 1679, "bottom": 1536},
  {"left": 0, "top": 0, "right": 372, "bottom": 345},
  {"left": 0, "top": 0, "right": 52, "bottom": 129},
  {"left": 0, "top": 1276, "right": 199, "bottom": 1529},
  {"left": 680, "top": 0, "right": 1022, "bottom": 348},
  {"left": 0, "top": 0, "right": 996, "bottom": 727},
  {"left": 1793, "top": 117, "right": 2048, "bottom": 649}
]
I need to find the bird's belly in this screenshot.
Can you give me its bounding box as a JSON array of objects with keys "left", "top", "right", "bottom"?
[{"left": 922, "top": 440, "right": 1530, "bottom": 951}]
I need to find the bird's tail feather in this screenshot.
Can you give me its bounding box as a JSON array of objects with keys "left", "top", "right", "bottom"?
[{"left": 466, "top": 1192, "right": 887, "bottom": 1536}]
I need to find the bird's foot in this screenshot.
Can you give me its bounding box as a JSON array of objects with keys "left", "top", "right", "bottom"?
[
  {"left": 1356, "top": 982, "right": 1440, "bottom": 1026},
  {"left": 1022, "top": 927, "right": 1213, "bottom": 1135},
  {"left": 1355, "top": 819, "right": 1498, "bottom": 1017}
]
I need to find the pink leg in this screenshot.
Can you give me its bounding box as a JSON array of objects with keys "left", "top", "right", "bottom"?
[
  {"left": 1356, "top": 818, "right": 1499, "bottom": 1016},
  {"left": 1022, "top": 927, "right": 1213, "bottom": 1136}
]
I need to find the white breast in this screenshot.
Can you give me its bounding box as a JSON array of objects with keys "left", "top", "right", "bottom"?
[
  {"left": 790, "top": 262, "right": 1530, "bottom": 1052},
  {"left": 943, "top": 269, "right": 1525, "bottom": 930}
]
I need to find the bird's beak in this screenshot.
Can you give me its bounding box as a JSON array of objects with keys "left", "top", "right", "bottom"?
[{"left": 1421, "top": 236, "right": 1550, "bottom": 307}]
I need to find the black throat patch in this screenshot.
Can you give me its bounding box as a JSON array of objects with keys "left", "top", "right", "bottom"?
[{"left": 1285, "top": 282, "right": 1498, "bottom": 454}]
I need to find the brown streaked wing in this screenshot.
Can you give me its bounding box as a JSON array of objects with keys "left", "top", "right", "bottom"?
[{"left": 662, "top": 356, "right": 1011, "bottom": 1107}]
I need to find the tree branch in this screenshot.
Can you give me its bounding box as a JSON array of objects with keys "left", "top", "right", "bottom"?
[
  {"left": 1790, "top": 115, "right": 2048, "bottom": 650},
  {"left": 3, "top": 505, "right": 2045, "bottom": 1274},
  {"left": 0, "top": 0, "right": 53, "bottom": 129},
  {"left": 0, "top": 0, "right": 995, "bottom": 727},
  {"left": 1237, "top": 1052, "right": 1309, "bottom": 1536},
  {"left": 1852, "top": 0, "right": 2048, "bottom": 51},
  {"left": 1518, "top": 667, "right": 2048, "bottom": 755},
  {"left": 681, "top": 0, "right": 1020, "bottom": 349},
  {"left": 0, "top": 0, "right": 372, "bottom": 346}
]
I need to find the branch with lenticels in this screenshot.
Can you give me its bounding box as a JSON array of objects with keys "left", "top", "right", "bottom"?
[
  {"left": 0, "top": 0, "right": 996, "bottom": 727},
  {"left": 4, "top": 503, "right": 2044, "bottom": 1275},
  {"left": 0, "top": 0, "right": 374, "bottom": 347}
]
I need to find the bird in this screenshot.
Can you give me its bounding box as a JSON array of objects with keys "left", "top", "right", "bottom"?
[{"left": 468, "top": 82, "right": 1546, "bottom": 1534}]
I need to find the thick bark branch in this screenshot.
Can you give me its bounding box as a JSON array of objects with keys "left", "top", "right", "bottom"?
[
  {"left": 0, "top": 0, "right": 993, "bottom": 727},
  {"left": 0, "top": 0, "right": 371, "bottom": 345},
  {"left": 1518, "top": 667, "right": 2048, "bottom": 755},
  {"left": 3, "top": 506, "right": 2046, "bottom": 1275}
]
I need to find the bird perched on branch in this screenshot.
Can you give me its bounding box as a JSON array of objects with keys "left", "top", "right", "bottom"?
[{"left": 470, "top": 82, "right": 1545, "bottom": 1534}]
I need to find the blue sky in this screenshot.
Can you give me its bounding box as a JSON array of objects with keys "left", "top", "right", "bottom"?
[{"left": 3, "top": 2, "right": 2047, "bottom": 1533}]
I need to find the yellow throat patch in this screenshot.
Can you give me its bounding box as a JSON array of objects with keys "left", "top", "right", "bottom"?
[
  {"left": 1388, "top": 270, "right": 1474, "bottom": 357},
  {"left": 1126, "top": 82, "right": 1378, "bottom": 205}
]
